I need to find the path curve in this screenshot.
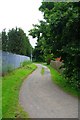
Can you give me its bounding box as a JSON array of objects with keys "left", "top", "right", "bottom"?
[{"left": 19, "top": 64, "right": 78, "bottom": 118}]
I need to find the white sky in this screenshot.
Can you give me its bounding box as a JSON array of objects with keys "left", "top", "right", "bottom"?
[{"left": 0, "top": 0, "right": 43, "bottom": 48}]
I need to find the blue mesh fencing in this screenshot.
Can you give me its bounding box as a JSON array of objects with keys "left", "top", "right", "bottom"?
[{"left": 1, "top": 51, "right": 30, "bottom": 73}]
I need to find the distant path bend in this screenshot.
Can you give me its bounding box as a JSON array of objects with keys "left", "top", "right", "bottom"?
[{"left": 19, "top": 64, "right": 78, "bottom": 118}]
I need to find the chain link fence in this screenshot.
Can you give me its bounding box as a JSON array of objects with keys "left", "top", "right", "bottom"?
[{"left": 0, "top": 51, "right": 30, "bottom": 74}]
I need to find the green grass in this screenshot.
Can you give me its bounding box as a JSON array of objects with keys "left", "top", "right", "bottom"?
[
  {"left": 47, "top": 65, "right": 78, "bottom": 97},
  {"left": 2, "top": 63, "right": 37, "bottom": 118},
  {"left": 41, "top": 67, "right": 45, "bottom": 75},
  {"left": 0, "top": 77, "right": 2, "bottom": 120}
]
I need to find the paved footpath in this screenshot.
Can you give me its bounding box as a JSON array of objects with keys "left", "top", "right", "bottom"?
[{"left": 19, "top": 64, "right": 78, "bottom": 118}]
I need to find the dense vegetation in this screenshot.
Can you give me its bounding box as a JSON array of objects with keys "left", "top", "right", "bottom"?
[
  {"left": 48, "top": 65, "right": 78, "bottom": 97},
  {"left": 2, "top": 28, "right": 32, "bottom": 57},
  {"left": 29, "top": 2, "right": 80, "bottom": 89}
]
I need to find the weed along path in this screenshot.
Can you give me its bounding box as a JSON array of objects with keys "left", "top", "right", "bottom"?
[{"left": 19, "top": 64, "right": 78, "bottom": 118}]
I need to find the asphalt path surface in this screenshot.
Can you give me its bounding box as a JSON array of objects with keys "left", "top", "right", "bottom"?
[{"left": 19, "top": 64, "right": 78, "bottom": 118}]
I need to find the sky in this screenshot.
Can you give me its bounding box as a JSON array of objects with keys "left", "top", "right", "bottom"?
[{"left": 0, "top": 0, "right": 43, "bottom": 48}]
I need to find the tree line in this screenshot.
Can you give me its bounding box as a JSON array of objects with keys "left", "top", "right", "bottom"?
[
  {"left": 29, "top": 2, "right": 80, "bottom": 89},
  {"left": 2, "top": 27, "right": 32, "bottom": 57}
]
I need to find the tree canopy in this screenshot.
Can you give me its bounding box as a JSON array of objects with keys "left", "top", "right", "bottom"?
[
  {"left": 2, "top": 28, "right": 32, "bottom": 57},
  {"left": 29, "top": 2, "right": 80, "bottom": 89}
]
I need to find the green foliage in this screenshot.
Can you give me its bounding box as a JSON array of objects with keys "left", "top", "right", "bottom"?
[
  {"left": 2, "top": 29, "right": 8, "bottom": 51},
  {"left": 45, "top": 54, "right": 53, "bottom": 65},
  {"left": 29, "top": 2, "right": 80, "bottom": 89},
  {"left": 32, "top": 45, "right": 45, "bottom": 62},
  {"left": 20, "top": 60, "right": 32, "bottom": 67},
  {"left": 48, "top": 65, "right": 79, "bottom": 97},
  {"left": 2, "top": 27, "right": 32, "bottom": 57}
]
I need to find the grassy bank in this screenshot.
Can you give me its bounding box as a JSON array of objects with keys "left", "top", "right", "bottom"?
[
  {"left": 2, "top": 63, "right": 37, "bottom": 118},
  {"left": 0, "top": 77, "right": 2, "bottom": 119},
  {"left": 47, "top": 65, "right": 78, "bottom": 97}
]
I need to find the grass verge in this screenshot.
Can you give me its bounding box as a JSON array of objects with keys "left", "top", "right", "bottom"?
[
  {"left": 41, "top": 67, "right": 45, "bottom": 75},
  {"left": 47, "top": 65, "right": 78, "bottom": 97},
  {"left": 0, "top": 77, "right": 2, "bottom": 119},
  {"left": 2, "top": 63, "right": 37, "bottom": 118}
]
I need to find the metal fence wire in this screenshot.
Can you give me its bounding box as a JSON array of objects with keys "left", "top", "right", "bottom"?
[{"left": 1, "top": 51, "right": 30, "bottom": 74}]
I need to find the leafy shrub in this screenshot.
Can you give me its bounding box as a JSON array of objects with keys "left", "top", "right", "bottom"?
[
  {"left": 45, "top": 54, "right": 53, "bottom": 65},
  {"left": 62, "top": 55, "right": 80, "bottom": 90},
  {"left": 20, "top": 60, "right": 32, "bottom": 67}
]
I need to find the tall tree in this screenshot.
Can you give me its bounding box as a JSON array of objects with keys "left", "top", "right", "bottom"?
[
  {"left": 2, "top": 27, "right": 32, "bottom": 57},
  {"left": 2, "top": 29, "right": 8, "bottom": 51},
  {"left": 29, "top": 2, "right": 80, "bottom": 89}
]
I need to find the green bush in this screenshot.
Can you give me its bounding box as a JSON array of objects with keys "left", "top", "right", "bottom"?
[
  {"left": 45, "top": 54, "right": 53, "bottom": 65},
  {"left": 20, "top": 60, "right": 32, "bottom": 67}
]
